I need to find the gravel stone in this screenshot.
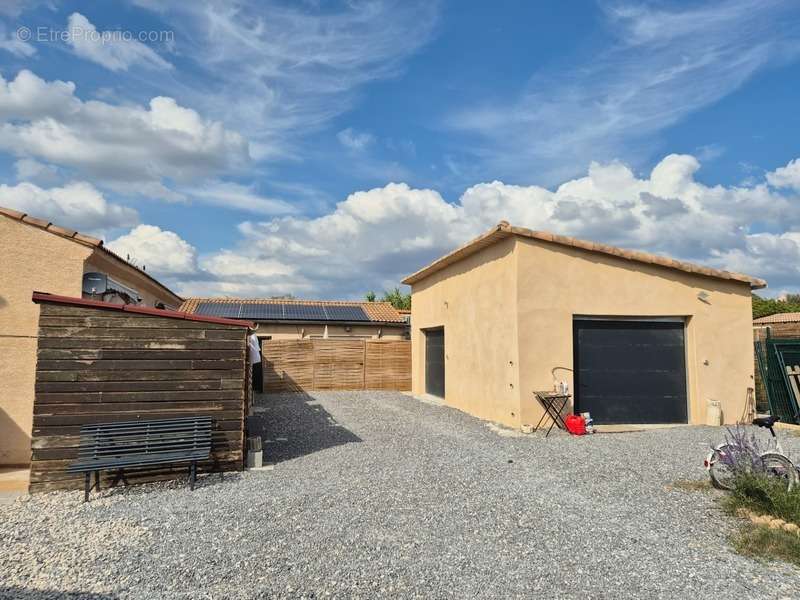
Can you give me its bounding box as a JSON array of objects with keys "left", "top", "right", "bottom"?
[{"left": 2, "top": 391, "right": 800, "bottom": 599}]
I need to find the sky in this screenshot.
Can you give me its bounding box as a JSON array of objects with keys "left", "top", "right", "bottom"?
[{"left": 1, "top": 0, "right": 799, "bottom": 299}]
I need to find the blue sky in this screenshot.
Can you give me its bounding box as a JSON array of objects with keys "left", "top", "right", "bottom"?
[{"left": 1, "top": 0, "right": 799, "bottom": 298}]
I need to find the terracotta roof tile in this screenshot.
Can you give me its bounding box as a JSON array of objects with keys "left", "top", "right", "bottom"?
[
  {"left": 179, "top": 297, "right": 406, "bottom": 323},
  {"left": 22, "top": 215, "right": 51, "bottom": 228},
  {"left": 753, "top": 312, "right": 800, "bottom": 324},
  {"left": 402, "top": 222, "right": 767, "bottom": 289}
]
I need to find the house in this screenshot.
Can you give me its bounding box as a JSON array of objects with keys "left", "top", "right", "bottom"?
[
  {"left": 402, "top": 221, "right": 766, "bottom": 428},
  {"left": 754, "top": 312, "right": 800, "bottom": 337},
  {"left": 179, "top": 298, "right": 408, "bottom": 341},
  {"left": 0, "top": 206, "right": 182, "bottom": 466},
  {"left": 179, "top": 298, "right": 409, "bottom": 392}
]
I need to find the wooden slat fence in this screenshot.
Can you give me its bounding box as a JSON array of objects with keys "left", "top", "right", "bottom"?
[
  {"left": 30, "top": 301, "right": 249, "bottom": 493},
  {"left": 263, "top": 339, "right": 410, "bottom": 392}
]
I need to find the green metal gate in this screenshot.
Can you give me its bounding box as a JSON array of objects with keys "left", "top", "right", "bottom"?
[{"left": 755, "top": 331, "right": 800, "bottom": 424}]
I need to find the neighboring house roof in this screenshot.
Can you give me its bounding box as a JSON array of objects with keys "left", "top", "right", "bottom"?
[
  {"left": 0, "top": 206, "right": 182, "bottom": 303},
  {"left": 402, "top": 221, "right": 767, "bottom": 289},
  {"left": 32, "top": 292, "right": 253, "bottom": 328},
  {"left": 754, "top": 312, "right": 800, "bottom": 325},
  {"left": 179, "top": 297, "right": 406, "bottom": 324}
]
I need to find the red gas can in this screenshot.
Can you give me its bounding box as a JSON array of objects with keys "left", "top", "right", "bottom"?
[{"left": 564, "top": 414, "right": 586, "bottom": 436}]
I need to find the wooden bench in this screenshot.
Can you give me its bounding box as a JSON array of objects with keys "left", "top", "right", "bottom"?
[{"left": 67, "top": 416, "right": 213, "bottom": 502}]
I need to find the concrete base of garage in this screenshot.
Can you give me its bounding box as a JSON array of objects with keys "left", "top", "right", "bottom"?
[
  {"left": 0, "top": 467, "right": 29, "bottom": 505},
  {"left": 594, "top": 423, "right": 688, "bottom": 433}
]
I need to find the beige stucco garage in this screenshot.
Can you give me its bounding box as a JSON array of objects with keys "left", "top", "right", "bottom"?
[{"left": 402, "top": 222, "right": 766, "bottom": 429}]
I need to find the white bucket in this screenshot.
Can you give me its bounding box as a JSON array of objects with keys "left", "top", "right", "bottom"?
[{"left": 706, "top": 399, "right": 722, "bottom": 426}]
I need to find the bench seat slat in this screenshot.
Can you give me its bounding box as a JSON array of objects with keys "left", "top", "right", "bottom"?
[
  {"left": 83, "top": 424, "right": 212, "bottom": 436},
  {"left": 82, "top": 416, "right": 212, "bottom": 428},
  {"left": 68, "top": 450, "right": 210, "bottom": 472}
]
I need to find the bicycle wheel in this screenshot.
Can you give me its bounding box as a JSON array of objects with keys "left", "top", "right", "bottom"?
[
  {"left": 709, "top": 444, "right": 737, "bottom": 491},
  {"left": 760, "top": 452, "right": 798, "bottom": 491}
]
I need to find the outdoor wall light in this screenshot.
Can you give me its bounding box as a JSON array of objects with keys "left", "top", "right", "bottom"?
[{"left": 697, "top": 291, "right": 711, "bottom": 303}]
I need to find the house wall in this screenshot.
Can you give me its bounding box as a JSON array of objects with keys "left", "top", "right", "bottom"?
[
  {"left": 514, "top": 237, "right": 755, "bottom": 426},
  {"left": 0, "top": 216, "right": 92, "bottom": 465},
  {"left": 84, "top": 251, "right": 181, "bottom": 309},
  {"left": 254, "top": 322, "right": 406, "bottom": 340},
  {"left": 409, "top": 237, "right": 521, "bottom": 427}
]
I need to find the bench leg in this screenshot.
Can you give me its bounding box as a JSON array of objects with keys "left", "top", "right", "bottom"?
[
  {"left": 94, "top": 470, "right": 100, "bottom": 491},
  {"left": 190, "top": 461, "right": 196, "bottom": 491},
  {"left": 110, "top": 468, "right": 128, "bottom": 488},
  {"left": 84, "top": 472, "right": 90, "bottom": 503}
]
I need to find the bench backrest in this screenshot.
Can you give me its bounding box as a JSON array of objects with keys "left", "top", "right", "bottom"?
[{"left": 76, "top": 416, "right": 213, "bottom": 461}]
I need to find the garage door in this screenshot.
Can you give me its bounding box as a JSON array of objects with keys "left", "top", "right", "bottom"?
[
  {"left": 425, "top": 328, "right": 445, "bottom": 398},
  {"left": 573, "top": 319, "right": 687, "bottom": 424}
]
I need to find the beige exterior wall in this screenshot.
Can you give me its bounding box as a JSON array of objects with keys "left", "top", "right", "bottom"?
[
  {"left": 410, "top": 237, "right": 521, "bottom": 427},
  {"left": 0, "top": 216, "right": 182, "bottom": 465},
  {"left": 409, "top": 235, "right": 755, "bottom": 429},
  {"left": 0, "top": 217, "right": 92, "bottom": 465},
  {"left": 255, "top": 322, "right": 406, "bottom": 340},
  {"left": 514, "top": 238, "right": 754, "bottom": 427},
  {"left": 83, "top": 252, "right": 181, "bottom": 309}
]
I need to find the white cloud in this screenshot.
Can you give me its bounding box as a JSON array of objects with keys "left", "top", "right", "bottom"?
[
  {"left": 0, "top": 23, "right": 35, "bottom": 57},
  {"left": 711, "top": 233, "right": 800, "bottom": 290},
  {"left": 91, "top": 153, "right": 800, "bottom": 298},
  {"left": 14, "top": 158, "right": 60, "bottom": 185},
  {"left": 107, "top": 224, "right": 197, "bottom": 275},
  {"left": 0, "top": 70, "right": 250, "bottom": 191},
  {"left": 447, "top": 0, "right": 800, "bottom": 183},
  {"left": 767, "top": 158, "right": 800, "bottom": 191},
  {"left": 0, "top": 180, "right": 138, "bottom": 232},
  {"left": 0, "top": 69, "right": 78, "bottom": 121},
  {"left": 185, "top": 153, "right": 798, "bottom": 298},
  {"left": 65, "top": 13, "right": 172, "bottom": 72},
  {"left": 133, "top": 1, "right": 439, "bottom": 158},
  {"left": 185, "top": 181, "right": 295, "bottom": 216},
  {"left": 337, "top": 128, "right": 375, "bottom": 152}
]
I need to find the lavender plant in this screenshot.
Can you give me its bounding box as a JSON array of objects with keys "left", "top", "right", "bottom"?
[{"left": 714, "top": 424, "right": 782, "bottom": 476}]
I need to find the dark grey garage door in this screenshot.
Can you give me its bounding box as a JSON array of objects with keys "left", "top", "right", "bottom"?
[
  {"left": 573, "top": 319, "right": 687, "bottom": 424},
  {"left": 425, "top": 328, "right": 445, "bottom": 398}
]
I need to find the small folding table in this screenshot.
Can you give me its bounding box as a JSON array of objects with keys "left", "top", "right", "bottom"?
[{"left": 532, "top": 391, "right": 571, "bottom": 437}]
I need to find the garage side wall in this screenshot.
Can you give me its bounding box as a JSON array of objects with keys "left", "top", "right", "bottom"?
[
  {"left": 31, "top": 302, "right": 248, "bottom": 492},
  {"left": 410, "top": 237, "right": 521, "bottom": 427},
  {"left": 514, "top": 238, "right": 755, "bottom": 426}
]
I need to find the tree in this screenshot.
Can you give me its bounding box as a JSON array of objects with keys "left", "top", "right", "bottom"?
[
  {"left": 364, "top": 287, "right": 411, "bottom": 310},
  {"left": 381, "top": 287, "right": 411, "bottom": 310},
  {"left": 753, "top": 293, "right": 800, "bottom": 319}
]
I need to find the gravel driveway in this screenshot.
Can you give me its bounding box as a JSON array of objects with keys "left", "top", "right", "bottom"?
[{"left": 2, "top": 391, "right": 800, "bottom": 599}]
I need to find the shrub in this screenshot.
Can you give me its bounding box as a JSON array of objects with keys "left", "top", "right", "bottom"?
[
  {"left": 723, "top": 473, "right": 800, "bottom": 526},
  {"left": 713, "top": 425, "right": 782, "bottom": 478}
]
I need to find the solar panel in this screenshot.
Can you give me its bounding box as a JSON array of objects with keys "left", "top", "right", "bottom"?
[
  {"left": 193, "top": 301, "right": 373, "bottom": 322},
  {"left": 240, "top": 303, "right": 283, "bottom": 319},
  {"left": 195, "top": 302, "right": 241, "bottom": 318},
  {"left": 283, "top": 304, "right": 327, "bottom": 321},
  {"left": 324, "top": 305, "right": 370, "bottom": 321}
]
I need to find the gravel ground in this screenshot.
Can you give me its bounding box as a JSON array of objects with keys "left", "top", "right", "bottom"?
[{"left": 2, "top": 391, "right": 800, "bottom": 599}]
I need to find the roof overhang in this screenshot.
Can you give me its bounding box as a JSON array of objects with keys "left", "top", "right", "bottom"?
[
  {"left": 402, "top": 221, "right": 767, "bottom": 290},
  {"left": 31, "top": 292, "right": 254, "bottom": 328}
]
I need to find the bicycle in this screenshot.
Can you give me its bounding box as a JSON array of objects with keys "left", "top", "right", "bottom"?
[{"left": 704, "top": 416, "right": 798, "bottom": 491}]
